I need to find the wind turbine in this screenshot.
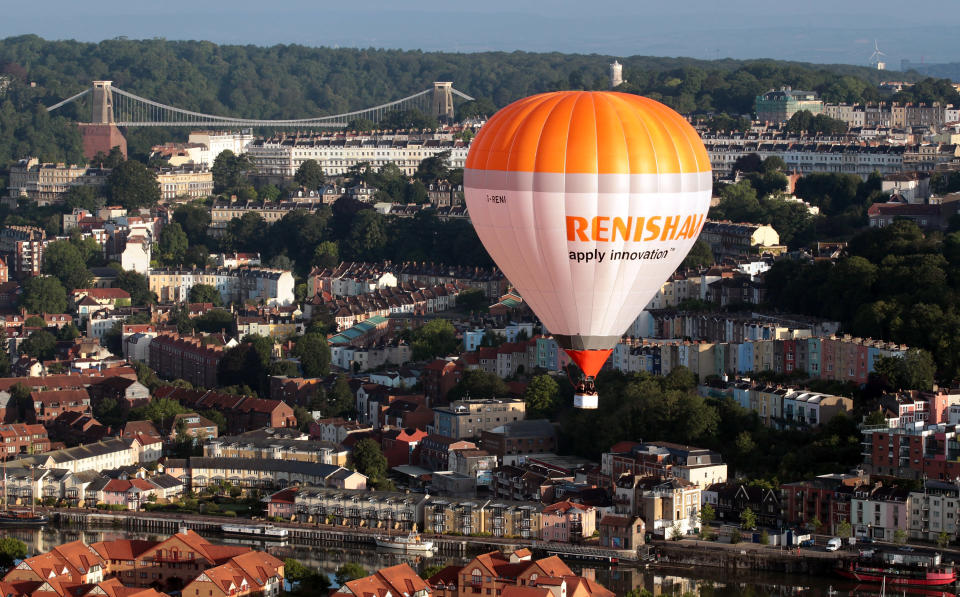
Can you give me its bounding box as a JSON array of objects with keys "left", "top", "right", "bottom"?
[{"left": 869, "top": 40, "right": 887, "bottom": 70}]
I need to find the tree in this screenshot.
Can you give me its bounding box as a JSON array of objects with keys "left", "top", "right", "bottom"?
[
  {"left": 344, "top": 210, "right": 387, "bottom": 260},
  {"left": 10, "top": 384, "right": 32, "bottom": 421},
  {"left": 760, "top": 530, "right": 770, "bottom": 545},
  {"left": 729, "top": 529, "right": 742, "bottom": 544},
  {"left": 129, "top": 397, "right": 190, "bottom": 430},
  {"left": 293, "top": 333, "right": 330, "bottom": 378},
  {"left": 346, "top": 118, "right": 375, "bottom": 132},
  {"left": 116, "top": 271, "right": 155, "bottom": 306},
  {"left": 70, "top": 232, "right": 104, "bottom": 267},
  {"left": 133, "top": 361, "right": 160, "bottom": 390},
  {"left": 456, "top": 288, "right": 487, "bottom": 312},
  {"left": 293, "top": 406, "right": 314, "bottom": 432},
  {"left": 663, "top": 366, "right": 697, "bottom": 391},
  {"left": 158, "top": 222, "right": 188, "bottom": 265},
  {"left": 351, "top": 438, "right": 387, "bottom": 480},
  {"left": 448, "top": 369, "right": 508, "bottom": 401},
  {"left": 20, "top": 329, "right": 56, "bottom": 361},
  {"left": 294, "top": 159, "right": 325, "bottom": 190},
  {"left": 808, "top": 517, "right": 822, "bottom": 533},
  {"left": 188, "top": 284, "right": 223, "bottom": 306},
  {"left": 524, "top": 375, "right": 559, "bottom": 418},
  {"left": 63, "top": 185, "right": 104, "bottom": 212},
  {"left": 201, "top": 409, "right": 228, "bottom": 435},
  {"left": 670, "top": 521, "right": 683, "bottom": 540},
  {"left": 414, "top": 150, "right": 450, "bottom": 184},
  {"left": 211, "top": 151, "right": 255, "bottom": 193},
  {"left": 185, "top": 245, "right": 211, "bottom": 269},
  {"left": 0, "top": 329, "right": 11, "bottom": 377},
  {"left": 422, "top": 565, "right": 446, "bottom": 580},
  {"left": 837, "top": 520, "right": 852, "bottom": 539},
  {"left": 268, "top": 360, "right": 300, "bottom": 378},
  {"left": 699, "top": 504, "right": 716, "bottom": 539},
  {"left": 762, "top": 156, "right": 787, "bottom": 173},
  {"left": 224, "top": 212, "right": 266, "bottom": 253},
  {"left": 732, "top": 153, "right": 762, "bottom": 174},
  {"left": 864, "top": 409, "right": 888, "bottom": 426},
  {"left": 93, "top": 396, "right": 126, "bottom": 429},
  {"left": 42, "top": 240, "right": 91, "bottom": 291},
  {"left": 193, "top": 308, "right": 236, "bottom": 334},
  {"left": 102, "top": 321, "right": 124, "bottom": 355},
  {"left": 875, "top": 349, "right": 937, "bottom": 392},
  {"left": 0, "top": 537, "right": 27, "bottom": 568},
  {"left": 91, "top": 146, "right": 125, "bottom": 169},
  {"left": 218, "top": 337, "right": 272, "bottom": 395},
  {"left": 312, "top": 241, "right": 340, "bottom": 269},
  {"left": 326, "top": 375, "right": 355, "bottom": 418},
  {"left": 335, "top": 563, "right": 368, "bottom": 586},
  {"left": 173, "top": 203, "right": 212, "bottom": 245},
  {"left": 409, "top": 319, "right": 459, "bottom": 361},
  {"left": 739, "top": 508, "right": 757, "bottom": 531},
  {"left": 284, "top": 558, "right": 331, "bottom": 595},
  {"left": 107, "top": 159, "right": 160, "bottom": 209},
  {"left": 24, "top": 316, "right": 46, "bottom": 329},
  {"left": 894, "top": 529, "right": 908, "bottom": 545},
  {"left": 681, "top": 239, "right": 714, "bottom": 269},
  {"left": 938, "top": 531, "right": 950, "bottom": 548}
]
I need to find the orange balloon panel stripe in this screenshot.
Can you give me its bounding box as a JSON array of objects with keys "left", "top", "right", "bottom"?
[{"left": 465, "top": 91, "right": 711, "bottom": 175}]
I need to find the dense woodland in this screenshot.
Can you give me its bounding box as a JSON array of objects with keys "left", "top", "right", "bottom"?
[{"left": 1, "top": 35, "right": 958, "bottom": 164}]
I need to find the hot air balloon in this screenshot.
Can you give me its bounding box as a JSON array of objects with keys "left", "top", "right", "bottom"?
[{"left": 464, "top": 91, "right": 712, "bottom": 409}]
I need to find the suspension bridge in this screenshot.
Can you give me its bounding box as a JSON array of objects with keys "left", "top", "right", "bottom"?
[{"left": 46, "top": 81, "right": 475, "bottom": 128}]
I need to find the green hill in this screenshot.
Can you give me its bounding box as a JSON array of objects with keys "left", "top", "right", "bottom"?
[{"left": 0, "top": 34, "right": 942, "bottom": 165}]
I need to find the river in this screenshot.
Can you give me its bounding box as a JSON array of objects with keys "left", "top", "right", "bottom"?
[{"left": 7, "top": 526, "right": 955, "bottom": 596}]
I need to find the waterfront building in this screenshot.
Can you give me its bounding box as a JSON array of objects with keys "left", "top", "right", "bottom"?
[
  {"left": 426, "top": 497, "right": 541, "bottom": 538},
  {"left": 187, "top": 457, "right": 365, "bottom": 492},
  {"left": 540, "top": 500, "right": 596, "bottom": 544},
  {"left": 851, "top": 483, "right": 912, "bottom": 542},
  {"left": 266, "top": 486, "right": 428, "bottom": 530},
  {"left": 908, "top": 479, "right": 960, "bottom": 542}
]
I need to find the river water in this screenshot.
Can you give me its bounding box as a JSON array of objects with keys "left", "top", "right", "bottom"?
[{"left": 7, "top": 526, "right": 955, "bottom": 596}]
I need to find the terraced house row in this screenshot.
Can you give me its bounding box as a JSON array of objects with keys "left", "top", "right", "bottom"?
[
  {"left": 265, "top": 487, "right": 541, "bottom": 538},
  {"left": 611, "top": 334, "right": 906, "bottom": 384}
]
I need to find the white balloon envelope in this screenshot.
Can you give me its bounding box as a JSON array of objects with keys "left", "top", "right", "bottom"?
[{"left": 464, "top": 91, "right": 712, "bottom": 408}]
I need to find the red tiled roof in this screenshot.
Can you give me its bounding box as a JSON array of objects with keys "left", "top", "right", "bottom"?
[
  {"left": 89, "top": 539, "right": 157, "bottom": 561},
  {"left": 542, "top": 500, "right": 594, "bottom": 514}
]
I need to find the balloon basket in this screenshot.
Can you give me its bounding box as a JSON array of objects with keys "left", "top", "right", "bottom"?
[{"left": 574, "top": 393, "right": 598, "bottom": 409}]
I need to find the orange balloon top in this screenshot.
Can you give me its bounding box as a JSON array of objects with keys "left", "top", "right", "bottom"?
[{"left": 465, "top": 91, "right": 710, "bottom": 175}]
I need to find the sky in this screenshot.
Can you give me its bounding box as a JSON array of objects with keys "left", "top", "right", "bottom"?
[{"left": 3, "top": 0, "right": 959, "bottom": 67}]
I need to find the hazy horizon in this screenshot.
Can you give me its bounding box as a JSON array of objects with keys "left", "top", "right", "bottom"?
[{"left": 2, "top": 0, "right": 958, "bottom": 69}]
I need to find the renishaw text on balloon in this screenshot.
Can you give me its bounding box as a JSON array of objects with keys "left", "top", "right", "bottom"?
[{"left": 565, "top": 214, "right": 705, "bottom": 243}]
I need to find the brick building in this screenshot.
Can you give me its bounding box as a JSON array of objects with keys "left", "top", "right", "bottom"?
[
  {"left": 148, "top": 333, "right": 225, "bottom": 389},
  {"left": 0, "top": 423, "right": 49, "bottom": 460},
  {"left": 29, "top": 389, "right": 91, "bottom": 424}
]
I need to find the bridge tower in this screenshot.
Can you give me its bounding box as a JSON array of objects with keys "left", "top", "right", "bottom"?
[
  {"left": 432, "top": 82, "right": 455, "bottom": 123},
  {"left": 79, "top": 80, "right": 127, "bottom": 161},
  {"left": 91, "top": 81, "right": 116, "bottom": 124}
]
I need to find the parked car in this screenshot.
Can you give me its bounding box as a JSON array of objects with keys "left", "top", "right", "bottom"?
[{"left": 799, "top": 539, "right": 815, "bottom": 547}]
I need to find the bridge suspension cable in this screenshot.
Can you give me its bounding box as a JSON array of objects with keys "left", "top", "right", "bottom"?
[{"left": 47, "top": 83, "right": 475, "bottom": 128}]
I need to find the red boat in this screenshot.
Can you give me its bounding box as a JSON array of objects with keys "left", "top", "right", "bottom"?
[{"left": 835, "top": 560, "right": 957, "bottom": 587}]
